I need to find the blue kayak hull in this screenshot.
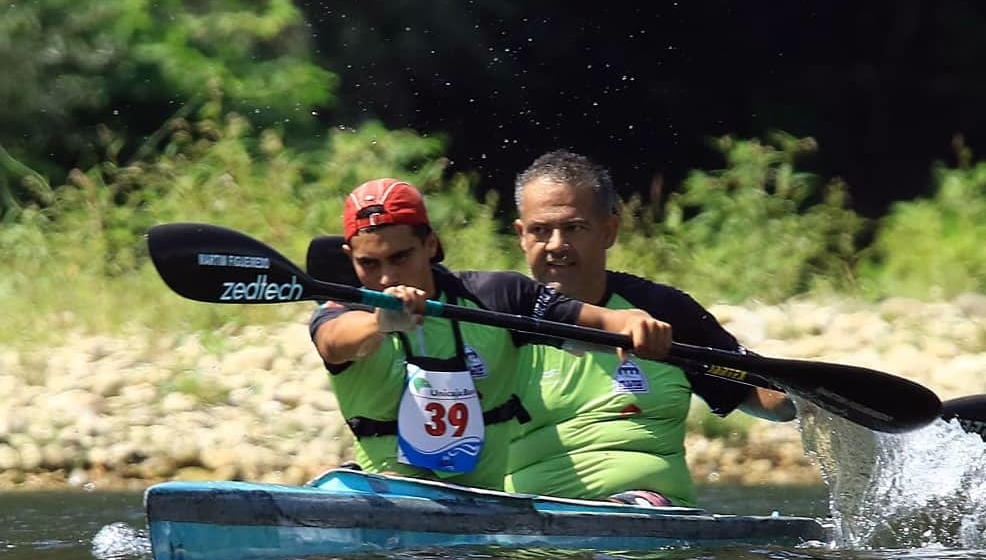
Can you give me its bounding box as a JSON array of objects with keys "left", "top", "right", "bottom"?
[{"left": 145, "top": 469, "right": 830, "bottom": 560}]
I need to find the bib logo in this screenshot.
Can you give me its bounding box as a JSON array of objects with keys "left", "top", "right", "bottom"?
[
  {"left": 613, "top": 361, "right": 649, "bottom": 394},
  {"left": 412, "top": 376, "right": 433, "bottom": 393},
  {"left": 463, "top": 346, "right": 487, "bottom": 379},
  {"left": 220, "top": 275, "right": 303, "bottom": 301}
]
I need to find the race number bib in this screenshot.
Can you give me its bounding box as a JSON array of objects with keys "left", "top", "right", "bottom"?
[{"left": 397, "top": 362, "right": 484, "bottom": 472}]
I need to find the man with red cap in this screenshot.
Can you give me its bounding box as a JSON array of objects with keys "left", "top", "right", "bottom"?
[{"left": 310, "top": 177, "right": 674, "bottom": 491}]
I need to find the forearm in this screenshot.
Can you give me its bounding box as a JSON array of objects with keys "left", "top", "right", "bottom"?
[
  {"left": 315, "top": 311, "right": 386, "bottom": 364},
  {"left": 738, "top": 387, "right": 797, "bottom": 422},
  {"left": 575, "top": 304, "right": 648, "bottom": 332},
  {"left": 575, "top": 305, "right": 670, "bottom": 360}
]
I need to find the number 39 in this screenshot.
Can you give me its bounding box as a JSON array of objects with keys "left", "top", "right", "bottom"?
[{"left": 424, "top": 402, "right": 469, "bottom": 436}]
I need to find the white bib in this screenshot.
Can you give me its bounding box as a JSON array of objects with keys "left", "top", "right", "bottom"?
[{"left": 396, "top": 361, "right": 485, "bottom": 472}]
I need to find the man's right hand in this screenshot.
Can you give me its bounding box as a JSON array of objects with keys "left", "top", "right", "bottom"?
[{"left": 376, "top": 285, "right": 427, "bottom": 333}]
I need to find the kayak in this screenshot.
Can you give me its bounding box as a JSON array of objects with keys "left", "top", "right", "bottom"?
[
  {"left": 146, "top": 469, "right": 830, "bottom": 559},
  {"left": 145, "top": 468, "right": 830, "bottom": 560}
]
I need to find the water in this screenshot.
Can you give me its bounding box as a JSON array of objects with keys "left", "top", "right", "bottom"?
[
  {"left": 2, "top": 411, "right": 986, "bottom": 560},
  {"left": 800, "top": 403, "right": 986, "bottom": 550},
  {"left": 0, "top": 491, "right": 148, "bottom": 560}
]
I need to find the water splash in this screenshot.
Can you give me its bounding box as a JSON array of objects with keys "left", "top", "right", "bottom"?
[
  {"left": 91, "top": 522, "right": 151, "bottom": 560},
  {"left": 798, "top": 400, "right": 986, "bottom": 549}
]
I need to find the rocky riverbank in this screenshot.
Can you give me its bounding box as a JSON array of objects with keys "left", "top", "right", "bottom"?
[{"left": 2, "top": 295, "right": 985, "bottom": 490}]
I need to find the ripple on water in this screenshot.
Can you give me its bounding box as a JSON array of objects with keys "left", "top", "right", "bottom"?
[{"left": 91, "top": 522, "right": 151, "bottom": 560}]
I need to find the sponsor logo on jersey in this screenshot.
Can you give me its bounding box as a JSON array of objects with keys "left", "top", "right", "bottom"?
[
  {"left": 463, "top": 345, "right": 487, "bottom": 379},
  {"left": 532, "top": 286, "right": 557, "bottom": 318},
  {"left": 220, "top": 275, "right": 303, "bottom": 301},
  {"left": 620, "top": 404, "right": 643, "bottom": 416},
  {"left": 613, "top": 360, "right": 650, "bottom": 394}
]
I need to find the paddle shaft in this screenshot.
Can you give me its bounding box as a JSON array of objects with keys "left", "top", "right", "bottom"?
[{"left": 146, "top": 222, "right": 943, "bottom": 433}]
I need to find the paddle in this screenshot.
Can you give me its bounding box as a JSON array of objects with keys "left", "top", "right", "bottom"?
[
  {"left": 147, "top": 222, "right": 942, "bottom": 434},
  {"left": 941, "top": 395, "right": 986, "bottom": 440}
]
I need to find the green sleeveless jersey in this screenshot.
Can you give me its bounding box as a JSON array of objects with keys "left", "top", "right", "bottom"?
[{"left": 505, "top": 291, "right": 695, "bottom": 505}]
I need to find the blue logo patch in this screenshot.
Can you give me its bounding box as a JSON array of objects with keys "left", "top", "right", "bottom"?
[
  {"left": 463, "top": 345, "right": 487, "bottom": 379},
  {"left": 613, "top": 361, "right": 649, "bottom": 394}
]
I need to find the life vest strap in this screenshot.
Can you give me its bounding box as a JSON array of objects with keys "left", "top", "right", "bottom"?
[{"left": 346, "top": 394, "right": 530, "bottom": 439}]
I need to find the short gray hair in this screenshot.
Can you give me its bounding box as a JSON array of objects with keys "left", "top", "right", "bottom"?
[{"left": 514, "top": 150, "right": 619, "bottom": 216}]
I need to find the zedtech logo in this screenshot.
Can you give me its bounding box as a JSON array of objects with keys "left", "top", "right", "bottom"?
[{"left": 220, "top": 275, "right": 303, "bottom": 301}]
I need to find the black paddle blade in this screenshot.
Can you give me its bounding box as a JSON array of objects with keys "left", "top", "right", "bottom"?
[
  {"left": 942, "top": 395, "right": 986, "bottom": 440},
  {"left": 306, "top": 235, "right": 360, "bottom": 288},
  {"left": 147, "top": 223, "right": 360, "bottom": 305},
  {"left": 670, "top": 343, "right": 942, "bottom": 434},
  {"left": 750, "top": 356, "right": 941, "bottom": 434}
]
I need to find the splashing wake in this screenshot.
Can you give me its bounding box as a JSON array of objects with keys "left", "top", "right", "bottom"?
[{"left": 799, "top": 401, "right": 986, "bottom": 549}]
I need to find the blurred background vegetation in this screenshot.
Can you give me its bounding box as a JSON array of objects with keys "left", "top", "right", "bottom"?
[{"left": 2, "top": 0, "right": 985, "bottom": 347}]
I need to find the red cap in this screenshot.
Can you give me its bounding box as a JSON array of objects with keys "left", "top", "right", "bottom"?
[{"left": 343, "top": 178, "right": 444, "bottom": 262}]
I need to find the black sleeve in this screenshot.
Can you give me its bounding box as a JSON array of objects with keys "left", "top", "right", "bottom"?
[
  {"left": 308, "top": 301, "right": 373, "bottom": 374},
  {"left": 611, "top": 272, "right": 752, "bottom": 416},
  {"left": 666, "top": 293, "right": 752, "bottom": 416},
  {"left": 454, "top": 271, "right": 583, "bottom": 346}
]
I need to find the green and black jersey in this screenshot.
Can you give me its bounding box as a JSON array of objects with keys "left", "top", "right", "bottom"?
[
  {"left": 506, "top": 271, "right": 751, "bottom": 506},
  {"left": 309, "top": 266, "right": 582, "bottom": 491}
]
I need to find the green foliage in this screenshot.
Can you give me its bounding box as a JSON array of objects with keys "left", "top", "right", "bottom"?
[
  {"left": 860, "top": 159, "right": 986, "bottom": 299},
  {"left": 0, "top": 111, "right": 504, "bottom": 344},
  {"left": 609, "top": 132, "right": 866, "bottom": 304},
  {"left": 0, "top": 0, "right": 334, "bottom": 212}
]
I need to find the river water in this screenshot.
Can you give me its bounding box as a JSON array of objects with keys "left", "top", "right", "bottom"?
[{"left": 2, "top": 410, "right": 986, "bottom": 560}]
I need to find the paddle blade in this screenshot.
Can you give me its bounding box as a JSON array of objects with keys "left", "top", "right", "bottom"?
[
  {"left": 147, "top": 223, "right": 354, "bottom": 305},
  {"left": 942, "top": 395, "right": 986, "bottom": 440},
  {"left": 306, "top": 235, "right": 360, "bottom": 288},
  {"left": 670, "top": 343, "right": 941, "bottom": 433},
  {"left": 750, "top": 356, "right": 941, "bottom": 434}
]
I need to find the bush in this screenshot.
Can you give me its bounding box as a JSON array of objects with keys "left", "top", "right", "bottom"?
[
  {"left": 860, "top": 159, "right": 986, "bottom": 299},
  {"left": 609, "top": 132, "right": 866, "bottom": 304},
  {"left": 0, "top": 0, "right": 334, "bottom": 211},
  {"left": 0, "top": 112, "right": 504, "bottom": 345}
]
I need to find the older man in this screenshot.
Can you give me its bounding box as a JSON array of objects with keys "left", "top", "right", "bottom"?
[{"left": 505, "top": 151, "right": 795, "bottom": 506}]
